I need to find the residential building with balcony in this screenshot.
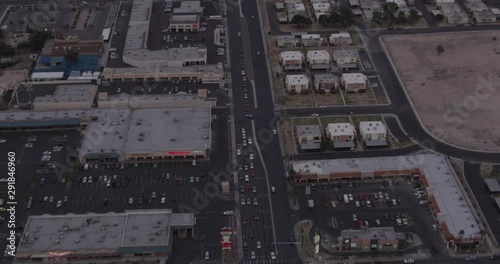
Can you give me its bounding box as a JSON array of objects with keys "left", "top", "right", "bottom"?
[
  {"left": 306, "top": 50, "right": 330, "bottom": 70},
  {"left": 279, "top": 51, "right": 305, "bottom": 71},
  {"left": 359, "top": 121, "right": 388, "bottom": 148},
  {"left": 285, "top": 74, "right": 310, "bottom": 93},
  {"left": 340, "top": 73, "right": 368, "bottom": 92},
  {"left": 296, "top": 125, "right": 322, "bottom": 151},
  {"left": 326, "top": 122, "right": 356, "bottom": 149},
  {"left": 313, "top": 73, "right": 339, "bottom": 93},
  {"left": 301, "top": 34, "right": 323, "bottom": 47},
  {"left": 333, "top": 50, "right": 358, "bottom": 70},
  {"left": 329, "top": 32, "right": 353, "bottom": 46}
]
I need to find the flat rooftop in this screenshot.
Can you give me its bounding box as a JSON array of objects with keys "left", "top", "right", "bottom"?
[
  {"left": 341, "top": 227, "right": 405, "bottom": 241},
  {"left": 107, "top": 63, "right": 222, "bottom": 74},
  {"left": 171, "top": 14, "right": 199, "bottom": 23},
  {"left": 129, "top": 0, "right": 153, "bottom": 24},
  {"left": 125, "top": 108, "right": 211, "bottom": 154},
  {"left": 33, "top": 84, "right": 97, "bottom": 104},
  {"left": 297, "top": 125, "right": 321, "bottom": 136},
  {"left": 123, "top": 46, "right": 206, "bottom": 63},
  {"left": 293, "top": 154, "right": 481, "bottom": 239},
  {"left": 180, "top": 0, "right": 201, "bottom": 8},
  {"left": 17, "top": 210, "right": 195, "bottom": 254}
]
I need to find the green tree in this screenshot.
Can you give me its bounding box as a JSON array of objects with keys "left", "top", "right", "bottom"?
[
  {"left": 372, "top": 11, "right": 386, "bottom": 25},
  {"left": 329, "top": 11, "right": 342, "bottom": 25},
  {"left": 290, "top": 15, "right": 313, "bottom": 28},
  {"left": 436, "top": 44, "right": 445, "bottom": 55},
  {"left": 407, "top": 9, "right": 419, "bottom": 24},
  {"left": 64, "top": 50, "right": 79, "bottom": 64},
  {"left": 395, "top": 11, "right": 406, "bottom": 24},
  {"left": 339, "top": 7, "right": 354, "bottom": 26},
  {"left": 318, "top": 14, "right": 330, "bottom": 26}
]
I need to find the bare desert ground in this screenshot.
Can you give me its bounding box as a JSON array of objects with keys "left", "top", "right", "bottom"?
[{"left": 382, "top": 31, "right": 500, "bottom": 151}]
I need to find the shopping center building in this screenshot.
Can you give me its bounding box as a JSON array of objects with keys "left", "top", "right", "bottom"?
[{"left": 15, "top": 210, "right": 195, "bottom": 264}]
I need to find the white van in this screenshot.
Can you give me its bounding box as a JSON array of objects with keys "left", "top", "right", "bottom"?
[{"left": 84, "top": 164, "right": 89, "bottom": 171}]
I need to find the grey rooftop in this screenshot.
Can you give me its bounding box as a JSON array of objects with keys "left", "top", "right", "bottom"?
[
  {"left": 17, "top": 209, "right": 195, "bottom": 253},
  {"left": 33, "top": 84, "right": 97, "bottom": 104}
]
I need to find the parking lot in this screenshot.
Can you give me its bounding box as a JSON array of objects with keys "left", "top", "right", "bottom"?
[
  {"left": 0, "top": 106, "right": 232, "bottom": 263},
  {"left": 297, "top": 179, "right": 446, "bottom": 255},
  {"left": 107, "top": 1, "right": 225, "bottom": 68}
]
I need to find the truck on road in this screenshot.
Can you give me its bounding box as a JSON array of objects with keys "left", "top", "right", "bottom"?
[{"left": 308, "top": 199, "right": 314, "bottom": 209}]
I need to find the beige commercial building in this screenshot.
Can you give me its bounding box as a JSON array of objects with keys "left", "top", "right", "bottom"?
[
  {"left": 33, "top": 84, "right": 98, "bottom": 111},
  {"left": 169, "top": 14, "right": 200, "bottom": 32}
]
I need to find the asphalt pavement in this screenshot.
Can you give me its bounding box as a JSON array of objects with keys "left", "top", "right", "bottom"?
[{"left": 227, "top": 0, "right": 301, "bottom": 262}]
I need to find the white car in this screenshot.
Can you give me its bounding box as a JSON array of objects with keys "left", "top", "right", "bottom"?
[
  {"left": 190, "top": 177, "right": 194, "bottom": 183},
  {"left": 251, "top": 251, "right": 256, "bottom": 259},
  {"left": 271, "top": 186, "right": 276, "bottom": 193},
  {"left": 56, "top": 200, "right": 62, "bottom": 208},
  {"left": 257, "top": 241, "right": 261, "bottom": 249},
  {"left": 248, "top": 138, "right": 252, "bottom": 144},
  {"left": 161, "top": 197, "right": 166, "bottom": 204},
  {"left": 273, "top": 129, "right": 277, "bottom": 135},
  {"left": 404, "top": 259, "right": 415, "bottom": 263},
  {"left": 237, "top": 149, "right": 241, "bottom": 156},
  {"left": 249, "top": 153, "right": 254, "bottom": 160},
  {"left": 355, "top": 201, "right": 360, "bottom": 207},
  {"left": 241, "top": 198, "right": 246, "bottom": 205},
  {"left": 311, "top": 113, "right": 319, "bottom": 117},
  {"left": 353, "top": 214, "right": 358, "bottom": 221},
  {"left": 419, "top": 200, "right": 428, "bottom": 205},
  {"left": 253, "top": 198, "right": 258, "bottom": 206},
  {"left": 223, "top": 211, "right": 233, "bottom": 215},
  {"left": 270, "top": 251, "right": 276, "bottom": 260},
  {"left": 245, "top": 175, "right": 249, "bottom": 182},
  {"left": 433, "top": 224, "right": 438, "bottom": 231},
  {"left": 0, "top": 139, "right": 6, "bottom": 143},
  {"left": 82, "top": 177, "right": 87, "bottom": 183},
  {"left": 348, "top": 194, "right": 353, "bottom": 201},
  {"left": 396, "top": 218, "right": 403, "bottom": 226}
]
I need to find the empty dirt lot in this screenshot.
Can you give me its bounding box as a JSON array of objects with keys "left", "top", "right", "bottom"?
[{"left": 382, "top": 31, "right": 500, "bottom": 151}]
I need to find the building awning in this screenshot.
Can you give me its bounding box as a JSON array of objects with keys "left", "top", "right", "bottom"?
[
  {"left": 284, "top": 65, "right": 303, "bottom": 70},
  {"left": 333, "top": 141, "right": 355, "bottom": 149},
  {"left": 485, "top": 178, "right": 500, "bottom": 192},
  {"left": 300, "top": 143, "right": 321, "bottom": 150},
  {"left": 365, "top": 140, "right": 388, "bottom": 147},
  {"left": 311, "top": 64, "right": 330, "bottom": 70},
  {"left": 338, "top": 63, "right": 358, "bottom": 69}
]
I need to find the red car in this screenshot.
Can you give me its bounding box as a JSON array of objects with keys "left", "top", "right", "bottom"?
[{"left": 246, "top": 183, "right": 251, "bottom": 190}]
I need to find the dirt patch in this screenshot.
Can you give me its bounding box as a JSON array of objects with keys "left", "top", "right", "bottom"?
[
  {"left": 280, "top": 118, "right": 296, "bottom": 157},
  {"left": 316, "top": 92, "right": 344, "bottom": 106},
  {"left": 382, "top": 31, "right": 500, "bottom": 151},
  {"left": 343, "top": 87, "right": 378, "bottom": 105},
  {"left": 296, "top": 220, "right": 315, "bottom": 258},
  {"left": 293, "top": 117, "right": 320, "bottom": 127},
  {"left": 287, "top": 93, "right": 316, "bottom": 107}
]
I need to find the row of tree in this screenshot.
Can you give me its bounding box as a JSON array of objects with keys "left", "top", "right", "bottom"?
[
  {"left": 318, "top": 7, "right": 354, "bottom": 27},
  {"left": 372, "top": 2, "right": 420, "bottom": 25}
]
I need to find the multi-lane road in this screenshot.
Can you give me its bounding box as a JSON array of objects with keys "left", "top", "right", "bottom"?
[
  {"left": 230, "top": 0, "right": 500, "bottom": 263},
  {"left": 227, "top": 0, "right": 301, "bottom": 263}
]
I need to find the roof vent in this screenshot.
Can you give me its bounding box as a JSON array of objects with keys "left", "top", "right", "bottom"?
[{"left": 75, "top": 239, "right": 80, "bottom": 244}]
